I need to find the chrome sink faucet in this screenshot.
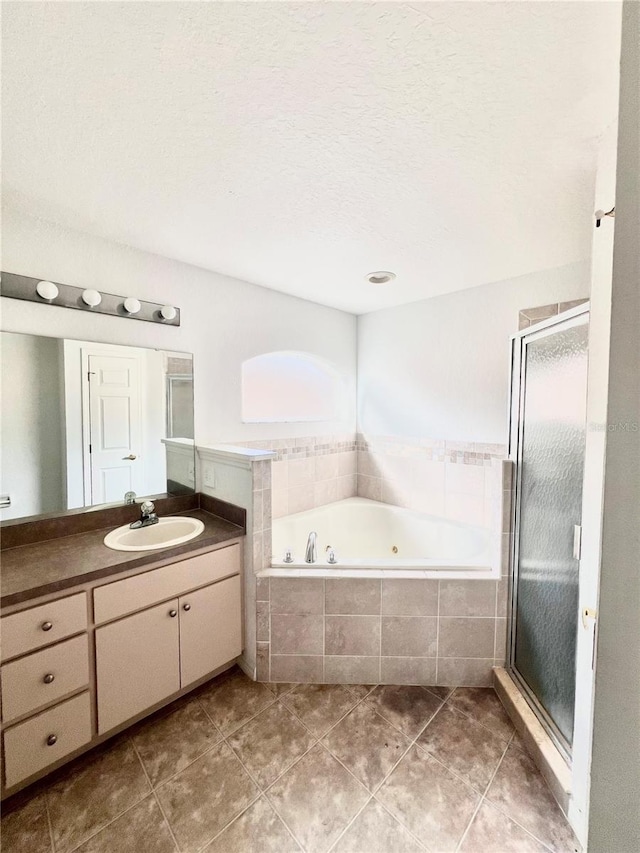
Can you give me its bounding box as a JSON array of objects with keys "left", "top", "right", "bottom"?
[
  {"left": 305, "top": 531, "right": 317, "bottom": 563},
  {"left": 130, "top": 500, "right": 159, "bottom": 529}
]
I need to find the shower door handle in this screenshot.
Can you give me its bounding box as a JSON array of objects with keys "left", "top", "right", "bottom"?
[{"left": 572, "top": 525, "right": 582, "bottom": 560}]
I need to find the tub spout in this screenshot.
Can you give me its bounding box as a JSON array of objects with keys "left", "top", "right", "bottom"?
[{"left": 305, "top": 531, "right": 317, "bottom": 563}]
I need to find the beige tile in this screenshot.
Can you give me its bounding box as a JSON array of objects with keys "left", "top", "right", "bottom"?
[
  {"left": 252, "top": 491, "right": 263, "bottom": 531},
  {"left": 445, "top": 463, "right": 485, "bottom": 497},
  {"left": 132, "top": 697, "right": 221, "bottom": 787},
  {"left": 377, "top": 745, "right": 479, "bottom": 851},
  {"left": 267, "top": 744, "right": 369, "bottom": 853},
  {"left": 381, "top": 616, "right": 437, "bottom": 657},
  {"left": 559, "top": 298, "right": 588, "bottom": 312},
  {"left": 497, "top": 578, "right": 510, "bottom": 615},
  {"left": 253, "top": 532, "right": 264, "bottom": 571},
  {"left": 437, "top": 658, "right": 494, "bottom": 687},
  {"left": 270, "top": 655, "right": 323, "bottom": 683},
  {"left": 501, "top": 533, "right": 513, "bottom": 576},
  {"left": 357, "top": 451, "right": 381, "bottom": 477},
  {"left": 417, "top": 704, "right": 508, "bottom": 792},
  {"left": 366, "top": 685, "right": 442, "bottom": 739},
  {"left": 486, "top": 745, "right": 579, "bottom": 852},
  {"left": 198, "top": 669, "right": 275, "bottom": 734},
  {"left": 380, "top": 656, "right": 437, "bottom": 685},
  {"left": 315, "top": 454, "right": 339, "bottom": 481},
  {"left": 448, "top": 688, "right": 515, "bottom": 741},
  {"left": 337, "top": 474, "right": 357, "bottom": 500},
  {"left": 256, "top": 600, "right": 270, "bottom": 641},
  {"left": 264, "top": 682, "right": 295, "bottom": 697},
  {"left": 332, "top": 799, "right": 423, "bottom": 853},
  {"left": 203, "top": 797, "right": 300, "bottom": 853},
  {"left": 271, "top": 461, "right": 288, "bottom": 491},
  {"left": 271, "top": 614, "right": 323, "bottom": 655},
  {"left": 73, "top": 795, "right": 175, "bottom": 853},
  {"left": 357, "top": 474, "right": 382, "bottom": 501},
  {"left": 494, "top": 618, "right": 508, "bottom": 662},
  {"left": 288, "top": 457, "right": 315, "bottom": 487},
  {"left": 522, "top": 302, "right": 559, "bottom": 321},
  {"left": 324, "top": 656, "right": 380, "bottom": 684},
  {"left": 501, "top": 489, "right": 513, "bottom": 532},
  {"left": 281, "top": 684, "right": 359, "bottom": 737},
  {"left": 460, "top": 800, "right": 549, "bottom": 853},
  {"left": 438, "top": 618, "right": 495, "bottom": 658},
  {"left": 46, "top": 740, "right": 151, "bottom": 853},
  {"left": 156, "top": 742, "right": 258, "bottom": 853},
  {"left": 256, "top": 575, "right": 270, "bottom": 602},
  {"left": 314, "top": 478, "right": 338, "bottom": 507},
  {"left": 271, "top": 488, "right": 289, "bottom": 519},
  {"left": 381, "top": 579, "right": 438, "bottom": 616},
  {"left": 270, "top": 578, "right": 324, "bottom": 615},
  {"left": 0, "top": 792, "right": 51, "bottom": 853},
  {"left": 288, "top": 484, "right": 315, "bottom": 514},
  {"left": 337, "top": 451, "right": 357, "bottom": 477},
  {"left": 439, "top": 580, "right": 497, "bottom": 617},
  {"left": 325, "top": 615, "right": 380, "bottom": 656},
  {"left": 323, "top": 702, "right": 411, "bottom": 791},
  {"left": 257, "top": 643, "right": 270, "bottom": 681},
  {"left": 263, "top": 489, "right": 272, "bottom": 529},
  {"left": 227, "top": 703, "right": 315, "bottom": 789},
  {"left": 325, "top": 578, "right": 381, "bottom": 615}
]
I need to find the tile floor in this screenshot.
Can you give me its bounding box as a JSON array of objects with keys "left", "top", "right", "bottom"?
[{"left": 1, "top": 667, "right": 580, "bottom": 853}]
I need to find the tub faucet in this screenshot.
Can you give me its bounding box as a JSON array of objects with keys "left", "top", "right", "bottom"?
[{"left": 305, "top": 531, "right": 317, "bottom": 563}]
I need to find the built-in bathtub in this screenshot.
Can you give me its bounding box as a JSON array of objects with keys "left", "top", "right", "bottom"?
[{"left": 268, "top": 497, "right": 495, "bottom": 579}]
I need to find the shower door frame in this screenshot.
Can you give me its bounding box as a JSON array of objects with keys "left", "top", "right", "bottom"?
[{"left": 507, "top": 302, "right": 590, "bottom": 763}]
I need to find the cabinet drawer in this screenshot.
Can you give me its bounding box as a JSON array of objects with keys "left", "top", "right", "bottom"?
[
  {"left": 93, "top": 544, "right": 241, "bottom": 624},
  {"left": 3, "top": 692, "right": 92, "bottom": 789},
  {"left": 1, "top": 594, "right": 87, "bottom": 662},
  {"left": 1, "top": 635, "right": 90, "bottom": 723}
]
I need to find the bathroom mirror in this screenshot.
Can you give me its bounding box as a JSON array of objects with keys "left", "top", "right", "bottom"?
[{"left": 0, "top": 331, "right": 195, "bottom": 521}]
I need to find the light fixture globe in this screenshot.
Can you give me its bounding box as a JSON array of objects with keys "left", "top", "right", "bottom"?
[
  {"left": 82, "top": 288, "right": 102, "bottom": 307},
  {"left": 160, "top": 305, "right": 177, "bottom": 321},
  {"left": 123, "top": 297, "right": 141, "bottom": 314},
  {"left": 36, "top": 281, "right": 59, "bottom": 301}
]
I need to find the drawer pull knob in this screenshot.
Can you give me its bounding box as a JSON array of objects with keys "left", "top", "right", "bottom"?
[
  {"left": 41, "top": 621, "right": 53, "bottom": 632},
  {"left": 46, "top": 734, "right": 58, "bottom": 746},
  {"left": 169, "top": 609, "right": 178, "bottom": 618},
  {"left": 43, "top": 673, "right": 55, "bottom": 684},
  {"left": 183, "top": 603, "right": 191, "bottom": 611}
]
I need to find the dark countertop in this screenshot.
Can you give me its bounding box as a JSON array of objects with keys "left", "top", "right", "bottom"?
[{"left": 1, "top": 509, "right": 244, "bottom": 609}]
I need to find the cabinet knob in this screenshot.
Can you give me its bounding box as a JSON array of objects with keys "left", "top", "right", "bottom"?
[
  {"left": 46, "top": 734, "right": 58, "bottom": 747},
  {"left": 43, "top": 673, "right": 55, "bottom": 684},
  {"left": 169, "top": 609, "right": 178, "bottom": 618},
  {"left": 41, "top": 621, "right": 53, "bottom": 632},
  {"left": 183, "top": 603, "right": 191, "bottom": 612}
]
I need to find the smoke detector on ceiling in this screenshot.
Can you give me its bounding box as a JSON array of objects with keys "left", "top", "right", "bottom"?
[{"left": 365, "top": 271, "right": 396, "bottom": 285}]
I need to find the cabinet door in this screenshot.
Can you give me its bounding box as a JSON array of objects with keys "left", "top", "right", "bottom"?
[
  {"left": 96, "top": 600, "right": 180, "bottom": 734},
  {"left": 179, "top": 576, "right": 242, "bottom": 687}
]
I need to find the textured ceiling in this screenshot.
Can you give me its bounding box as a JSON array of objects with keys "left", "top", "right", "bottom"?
[{"left": 2, "top": 2, "right": 621, "bottom": 313}]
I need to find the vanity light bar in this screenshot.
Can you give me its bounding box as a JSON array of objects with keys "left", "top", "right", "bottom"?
[{"left": 0, "top": 272, "right": 180, "bottom": 327}]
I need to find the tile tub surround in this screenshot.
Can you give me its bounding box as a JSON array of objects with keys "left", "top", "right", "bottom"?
[
  {"left": 1, "top": 667, "right": 579, "bottom": 853},
  {"left": 355, "top": 433, "right": 508, "bottom": 530},
  {"left": 257, "top": 576, "right": 511, "bottom": 687}
]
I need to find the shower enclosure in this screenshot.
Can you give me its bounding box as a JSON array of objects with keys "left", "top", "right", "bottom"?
[{"left": 508, "top": 304, "right": 589, "bottom": 759}]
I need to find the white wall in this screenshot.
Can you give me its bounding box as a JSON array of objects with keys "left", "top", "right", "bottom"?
[
  {"left": 357, "top": 263, "right": 590, "bottom": 444},
  {"left": 1, "top": 204, "right": 358, "bottom": 445},
  {"left": 0, "top": 332, "right": 65, "bottom": 518},
  {"left": 588, "top": 3, "right": 640, "bottom": 849}
]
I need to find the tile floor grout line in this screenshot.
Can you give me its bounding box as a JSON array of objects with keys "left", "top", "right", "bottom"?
[
  {"left": 371, "top": 794, "right": 434, "bottom": 853},
  {"left": 453, "top": 726, "right": 512, "bottom": 853},
  {"left": 443, "top": 689, "right": 516, "bottom": 743},
  {"left": 129, "top": 737, "right": 181, "bottom": 853},
  {"left": 324, "top": 793, "right": 375, "bottom": 853}
]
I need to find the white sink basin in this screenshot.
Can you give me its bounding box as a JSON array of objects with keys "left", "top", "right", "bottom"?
[{"left": 104, "top": 516, "right": 205, "bottom": 551}]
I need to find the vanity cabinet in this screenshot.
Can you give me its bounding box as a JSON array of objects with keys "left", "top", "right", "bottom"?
[
  {"left": 0, "top": 592, "right": 92, "bottom": 789},
  {"left": 1, "top": 540, "right": 243, "bottom": 796},
  {"left": 95, "top": 545, "right": 242, "bottom": 734}
]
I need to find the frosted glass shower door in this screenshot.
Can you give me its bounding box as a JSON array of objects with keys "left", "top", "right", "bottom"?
[{"left": 510, "top": 312, "right": 589, "bottom": 753}]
